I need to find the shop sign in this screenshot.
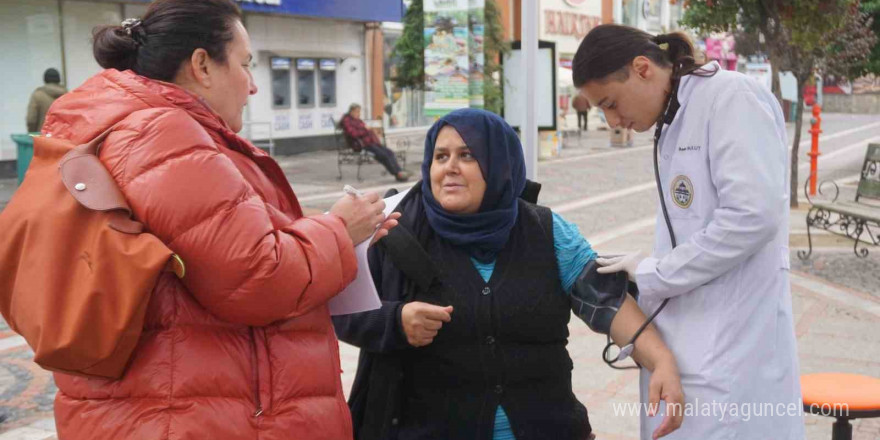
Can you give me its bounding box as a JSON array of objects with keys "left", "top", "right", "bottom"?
[
  {"left": 296, "top": 59, "right": 316, "bottom": 71},
  {"left": 235, "top": 0, "right": 281, "bottom": 5},
  {"left": 134, "top": 0, "right": 401, "bottom": 22},
  {"left": 271, "top": 57, "right": 291, "bottom": 70},
  {"left": 274, "top": 113, "right": 290, "bottom": 131},
  {"left": 298, "top": 114, "right": 314, "bottom": 130},
  {"left": 321, "top": 113, "right": 336, "bottom": 128},
  {"left": 544, "top": 10, "right": 601, "bottom": 40}
]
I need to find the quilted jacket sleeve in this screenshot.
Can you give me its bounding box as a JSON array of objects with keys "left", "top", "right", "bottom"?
[{"left": 102, "top": 108, "right": 357, "bottom": 326}]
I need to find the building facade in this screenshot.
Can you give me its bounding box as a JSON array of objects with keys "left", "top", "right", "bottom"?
[{"left": 0, "top": 0, "right": 402, "bottom": 168}]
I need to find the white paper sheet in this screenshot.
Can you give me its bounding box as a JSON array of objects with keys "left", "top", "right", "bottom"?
[{"left": 328, "top": 188, "right": 411, "bottom": 316}]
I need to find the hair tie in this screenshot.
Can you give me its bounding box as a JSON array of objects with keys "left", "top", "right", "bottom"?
[
  {"left": 653, "top": 34, "right": 670, "bottom": 50},
  {"left": 121, "top": 18, "right": 142, "bottom": 35},
  {"left": 121, "top": 18, "right": 145, "bottom": 46}
]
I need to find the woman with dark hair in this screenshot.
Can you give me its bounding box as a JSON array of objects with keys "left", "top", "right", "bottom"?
[
  {"left": 333, "top": 108, "right": 684, "bottom": 440},
  {"left": 574, "top": 24, "right": 803, "bottom": 439},
  {"left": 40, "top": 0, "right": 398, "bottom": 438}
]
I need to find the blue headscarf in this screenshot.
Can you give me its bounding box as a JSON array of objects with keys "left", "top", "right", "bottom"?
[{"left": 421, "top": 108, "right": 526, "bottom": 263}]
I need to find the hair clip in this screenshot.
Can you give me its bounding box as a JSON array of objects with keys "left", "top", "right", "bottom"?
[
  {"left": 658, "top": 42, "right": 669, "bottom": 51},
  {"left": 121, "top": 18, "right": 142, "bottom": 36}
]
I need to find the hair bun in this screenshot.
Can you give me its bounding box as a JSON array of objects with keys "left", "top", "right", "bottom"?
[{"left": 92, "top": 25, "right": 139, "bottom": 71}]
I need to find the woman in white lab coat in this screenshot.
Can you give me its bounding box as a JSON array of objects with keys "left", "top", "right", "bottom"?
[{"left": 572, "top": 24, "right": 804, "bottom": 439}]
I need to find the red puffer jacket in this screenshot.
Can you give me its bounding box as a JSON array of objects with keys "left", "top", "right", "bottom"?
[{"left": 41, "top": 69, "right": 357, "bottom": 440}]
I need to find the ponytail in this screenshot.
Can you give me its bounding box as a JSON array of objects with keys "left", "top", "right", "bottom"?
[
  {"left": 652, "top": 31, "right": 709, "bottom": 80},
  {"left": 572, "top": 24, "right": 715, "bottom": 87}
]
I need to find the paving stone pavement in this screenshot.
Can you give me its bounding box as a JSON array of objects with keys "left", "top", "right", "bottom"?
[{"left": 1, "top": 114, "right": 879, "bottom": 439}]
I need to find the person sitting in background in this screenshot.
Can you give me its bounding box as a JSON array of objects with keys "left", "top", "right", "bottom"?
[
  {"left": 341, "top": 104, "right": 411, "bottom": 182},
  {"left": 26, "top": 68, "right": 67, "bottom": 133}
]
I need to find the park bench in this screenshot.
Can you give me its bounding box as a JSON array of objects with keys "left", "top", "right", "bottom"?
[
  {"left": 333, "top": 118, "right": 408, "bottom": 181},
  {"left": 798, "top": 143, "right": 880, "bottom": 259}
]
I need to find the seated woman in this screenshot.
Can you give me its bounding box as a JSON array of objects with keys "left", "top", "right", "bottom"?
[
  {"left": 333, "top": 108, "right": 684, "bottom": 440},
  {"left": 340, "top": 103, "right": 411, "bottom": 182}
]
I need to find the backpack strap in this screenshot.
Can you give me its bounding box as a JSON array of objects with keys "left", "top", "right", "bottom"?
[
  {"left": 521, "top": 179, "right": 542, "bottom": 204},
  {"left": 379, "top": 223, "right": 439, "bottom": 294}
]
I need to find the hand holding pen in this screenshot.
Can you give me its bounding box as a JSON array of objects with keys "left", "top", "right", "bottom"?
[{"left": 329, "top": 185, "right": 401, "bottom": 246}]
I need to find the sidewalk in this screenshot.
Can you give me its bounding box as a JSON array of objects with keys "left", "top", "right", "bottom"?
[{"left": 1, "top": 124, "right": 879, "bottom": 439}]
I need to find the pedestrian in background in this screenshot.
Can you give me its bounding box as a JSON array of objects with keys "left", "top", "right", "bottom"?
[
  {"left": 40, "top": 0, "right": 398, "bottom": 438},
  {"left": 574, "top": 24, "right": 803, "bottom": 439},
  {"left": 572, "top": 92, "right": 591, "bottom": 132},
  {"left": 26, "top": 68, "right": 66, "bottom": 133}
]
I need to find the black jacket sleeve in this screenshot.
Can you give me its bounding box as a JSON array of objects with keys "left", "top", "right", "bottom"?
[{"left": 332, "top": 243, "right": 411, "bottom": 353}]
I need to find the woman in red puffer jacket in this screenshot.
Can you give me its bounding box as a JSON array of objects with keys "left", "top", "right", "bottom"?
[{"left": 41, "top": 1, "right": 397, "bottom": 438}]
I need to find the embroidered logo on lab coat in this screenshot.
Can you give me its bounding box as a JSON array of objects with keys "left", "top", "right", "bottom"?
[{"left": 671, "top": 175, "right": 694, "bottom": 209}]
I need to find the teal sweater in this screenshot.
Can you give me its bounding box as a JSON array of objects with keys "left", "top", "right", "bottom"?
[{"left": 470, "top": 212, "right": 596, "bottom": 440}]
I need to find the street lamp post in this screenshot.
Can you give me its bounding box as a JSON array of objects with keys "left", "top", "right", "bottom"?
[
  {"left": 808, "top": 104, "right": 822, "bottom": 196},
  {"left": 522, "top": 0, "right": 538, "bottom": 180}
]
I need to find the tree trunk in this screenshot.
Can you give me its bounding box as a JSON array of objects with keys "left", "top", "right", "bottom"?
[
  {"left": 771, "top": 62, "right": 783, "bottom": 107},
  {"left": 790, "top": 75, "right": 808, "bottom": 209}
]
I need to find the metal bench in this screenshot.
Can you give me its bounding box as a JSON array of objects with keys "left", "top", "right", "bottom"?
[
  {"left": 799, "top": 143, "right": 880, "bottom": 259},
  {"left": 241, "top": 121, "right": 275, "bottom": 156},
  {"left": 333, "top": 118, "right": 407, "bottom": 181}
]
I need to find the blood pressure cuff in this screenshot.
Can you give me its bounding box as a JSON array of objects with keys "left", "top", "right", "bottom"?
[{"left": 569, "top": 259, "right": 640, "bottom": 335}]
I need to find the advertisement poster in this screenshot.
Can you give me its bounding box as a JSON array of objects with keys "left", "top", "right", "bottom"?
[
  {"left": 274, "top": 113, "right": 290, "bottom": 132},
  {"left": 298, "top": 114, "right": 314, "bottom": 130},
  {"left": 468, "top": 0, "right": 485, "bottom": 108},
  {"left": 424, "top": 0, "right": 470, "bottom": 117},
  {"left": 321, "top": 113, "right": 336, "bottom": 129}
]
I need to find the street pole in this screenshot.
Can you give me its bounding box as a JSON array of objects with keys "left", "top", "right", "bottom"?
[
  {"left": 522, "top": 0, "right": 538, "bottom": 180},
  {"left": 809, "top": 104, "right": 822, "bottom": 196}
]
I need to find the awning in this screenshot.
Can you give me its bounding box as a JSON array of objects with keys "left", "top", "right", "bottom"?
[{"left": 130, "top": 0, "right": 404, "bottom": 23}]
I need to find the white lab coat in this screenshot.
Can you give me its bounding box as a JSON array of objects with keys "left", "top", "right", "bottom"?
[{"left": 635, "top": 62, "right": 804, "bottom": 439}]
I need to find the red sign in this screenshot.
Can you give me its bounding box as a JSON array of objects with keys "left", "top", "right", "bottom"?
[{"left": 545, "top": 10, "right": 601, "bottom": 40}]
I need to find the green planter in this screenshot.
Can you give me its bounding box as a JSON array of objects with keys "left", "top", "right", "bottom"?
[{"left": 10, "top": 133, "right": 38, "bottom": 185}]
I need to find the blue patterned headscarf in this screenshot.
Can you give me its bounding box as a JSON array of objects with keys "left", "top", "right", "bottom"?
[{"left": 420, "top": 108, "right": 527, "bottom": 263}]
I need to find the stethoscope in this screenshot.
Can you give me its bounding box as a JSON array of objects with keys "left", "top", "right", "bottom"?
[{"left": 602, "top": 77, "right": 682, "bottom": 370}]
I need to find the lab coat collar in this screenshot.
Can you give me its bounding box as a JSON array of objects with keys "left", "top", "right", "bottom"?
[{"left": 676, "top": 61, "right": 722, "bottom": 109}]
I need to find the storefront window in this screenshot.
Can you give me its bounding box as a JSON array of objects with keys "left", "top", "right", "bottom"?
[
  {"left": 644, "top": 0, "right": 662, "bottom": 33},
  {"left": 319, "top": 59, "right": 336, "bottom": 107},
  {"left": 669, "top": 3, "right": 683, "bottom": 29},
  {"left": 0, "top": 0, "right": 63, "bottom": 160},
  {"left": 271, "top": 57, "right": 291, "bottom": 109},
  {"left": 382, "top": 28, "right": 430, "bottom": 127},
  {"left": 621, "top": 0, "right": 638, "bottom": 27},
  {"left": 296, "top": 58, "right": 316, "bottom": 108}
]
